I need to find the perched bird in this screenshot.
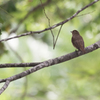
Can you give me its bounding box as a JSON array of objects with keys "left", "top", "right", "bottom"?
[{"left": 71, "top": 30, "right": 85, "bottom": 53}]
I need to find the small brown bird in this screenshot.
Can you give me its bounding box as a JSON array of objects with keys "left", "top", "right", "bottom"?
[{"left": 71, "top": 30, "right": 85, "bottom": 53}]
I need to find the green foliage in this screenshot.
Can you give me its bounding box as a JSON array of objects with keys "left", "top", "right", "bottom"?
[{"left": 0, "top": 0, "right": 100, "bottom": 100}]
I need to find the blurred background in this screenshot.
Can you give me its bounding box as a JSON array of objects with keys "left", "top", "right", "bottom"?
[{"left": 0, "top": 0, "right": 100, "bottom": 100}]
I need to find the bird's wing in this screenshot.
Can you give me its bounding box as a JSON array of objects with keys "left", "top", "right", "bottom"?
[{"left": 72, "top": 37, "right": 84, "bottom": 51}]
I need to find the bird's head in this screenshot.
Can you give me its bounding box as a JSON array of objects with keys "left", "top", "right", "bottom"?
[{"left": 71, "top": 30, "right": 80, "bottom": 36}]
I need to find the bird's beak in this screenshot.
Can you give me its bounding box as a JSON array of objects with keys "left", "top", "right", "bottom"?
[{"left": 70, "top": 31, "right": 72, "bottom": 33}]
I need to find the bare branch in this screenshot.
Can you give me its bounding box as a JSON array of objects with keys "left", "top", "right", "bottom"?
[
  {"left": 53, "top": 25, "right": 63, "bottom": 49},
  {"left": 0, "top": 40, "right": 100, "bottom": 83},
  {"left": 0, "top": 0, "right": 99, "bottom": 42},
  {"left": 0, "top": 62, "right": 41, "bottom": 68},
  {"left": 76, "top": 10, "right": 95, "bottom": 17}
]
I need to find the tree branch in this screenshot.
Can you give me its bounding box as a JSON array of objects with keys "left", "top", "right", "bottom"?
[
  {"left": 0, "top": 40, "right": 100, "bottom": 82},
  {"left": 0, "top": 62, "right": 41, "bottom": 68},
  {"left": 0, "top": 0, "right": 99, "bottom": 42}
]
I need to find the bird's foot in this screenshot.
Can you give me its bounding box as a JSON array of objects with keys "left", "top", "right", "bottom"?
[
  {"left": 75, "top": 50, "right": 78, "bottom": 55},
  {"left": 75, "top": 50, "right": 81, "bottom": 56}
]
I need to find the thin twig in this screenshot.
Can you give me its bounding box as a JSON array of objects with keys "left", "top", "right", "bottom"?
[
  {"left": 40, "top": 0, "right": 55, "bottom": 49},
  {"left": 7, "top": 43, "right": 23, "bottom": 62},
  {"left": 53, "top": 24, "right": 63, "bottom": 49},
  {"left": 76, "top": 10, "right": 95, "bottom": 17},
  {"left": 20, "top": 76, "right": 28, "bottom": 100}
]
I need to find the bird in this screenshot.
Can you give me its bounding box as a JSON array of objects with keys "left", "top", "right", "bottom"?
[{"left": 71, "top": 30, "right": 85, "bottom": 53}]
